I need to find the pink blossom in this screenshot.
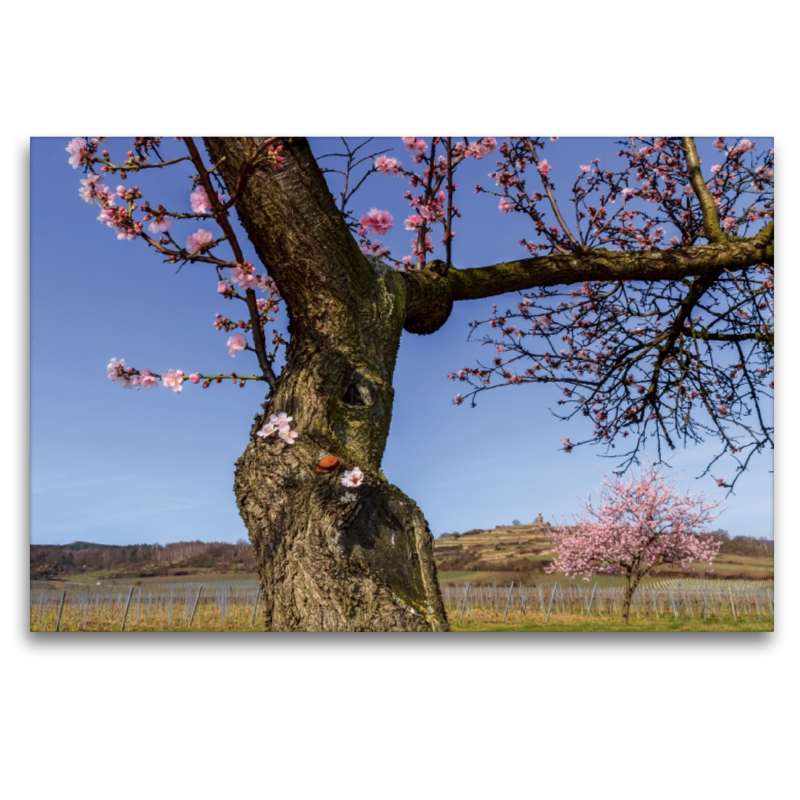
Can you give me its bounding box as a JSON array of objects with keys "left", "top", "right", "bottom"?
[
  {"left": 107, "top": 358, "right": 125, "bottom": 381},
  {"left": 499, "top": 198, "right": 512, "bottom": 213},
  {"left": 162, "top": 369, "right": 185, "bottom": 393},
  {"left": 360, "top": 208, "right": 393, "bottom": 236},
  {"left": 580, "top": 165, "right": 591, "bottom": 172},
  {"left": 278, "top": 427, "right": 298, "bottom": 445},
  {"left": 138, "top": 368, "right": 158, "bottom": 390},
  {"left": 78, "top": 174, "right": 104, "bottom": 204},
  {"left": 97, "top": 206, "right": 116, "bottom": 226},
  {"left": 467, "top": 137, "right": 497, "bottom": 159},
  {"left": 227, "top": 333, "right": 247, "bottom": 356},
  {"left": 190, "top": 186, "right": 213, "bottom": 214},
  {"left": 189, "top": 373, "right": 201, "bottom": 384},
  {"left": 257, "top": 274, "right": 279, "bottom": 297},
  {"left": 402, "top": 137, "right": 427, "bottom": 155},
  {"left": 722, "top": 216, "right": 737, "bottom": 231},
  {"left": 728, "top": 139, "right": 754, "bottom": 158},
  {"left": 148, "top": 217, "right": 172, "bottom": 233},
  {"left": 186, "top": 229, "right": 215, "bottom": 254},
  {"left": 712, "top": 137, "right": 726, "bottom": 151},
  {"left": 710, "top": 164, "right": 722, "bottom": 174},
  {"left": 374, "top": 155, "right": 401, "bottom": 175},
  {"left": 341, "top": 467, "right": 364, "bottom": 488},
  {"left": 404, "top": 214, "right": 424, "bottom": 230},
  {"left": 218, "top": 280, "right": 231, "bottom": 295},
  {"left": 66, "top": 138, "right": 88, "bottom": 168},
  {"left": 537, "top": 160, "right": 552, "bottom": 178},
  {"left": 256, "top": 412, "right": 297, "bottom": 443},
  {"left": 419, "top": 191, "right": 445, "bottom": 222},
  {"left": 360, "top": 241, "right": 390, "bottom": 257},
  {"left": 231, "top": 262, "right": 260, "bottom": 291}
]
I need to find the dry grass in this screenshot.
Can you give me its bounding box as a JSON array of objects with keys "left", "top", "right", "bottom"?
[{"left": 451, "top": 614, "right": 774, "bottom": 632}]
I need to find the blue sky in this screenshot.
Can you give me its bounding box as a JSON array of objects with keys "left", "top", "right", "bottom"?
[{"left": 30, "top": 136, "right": 774, "bottom": 545}]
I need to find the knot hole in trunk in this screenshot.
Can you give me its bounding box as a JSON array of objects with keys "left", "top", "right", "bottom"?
[{"left": 342, "top": 370, "right": 377, "bottom": 407}]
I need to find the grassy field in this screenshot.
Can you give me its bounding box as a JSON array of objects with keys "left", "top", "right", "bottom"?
[
  {"left": 31, "top": 577, "right": 773, "bottom": 632},
  {"left": 450, "top": 615, "right": 773, "bottom": 632}
]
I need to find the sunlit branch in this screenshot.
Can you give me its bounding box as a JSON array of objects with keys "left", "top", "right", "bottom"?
[
  {"left": 445, "top": 226, "right": 773, "bottom": 302},
  {"left": 681, "top": 137, "right": 724, "bottom": 244}
]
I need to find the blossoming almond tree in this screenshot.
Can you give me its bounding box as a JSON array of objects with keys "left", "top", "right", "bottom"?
[
  {"left": 547, "top": 465, "right": 722, "bottom": 624},
  {"left": 69, "top": 136, "right": 772, "bottom": 631}
]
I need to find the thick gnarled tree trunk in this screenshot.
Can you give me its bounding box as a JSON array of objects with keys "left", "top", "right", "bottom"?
[{"left": 206, "top": 137, "right": 449, "bottom": 631}]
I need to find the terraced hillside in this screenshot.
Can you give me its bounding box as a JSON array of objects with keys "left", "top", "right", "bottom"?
[
  {"left": 434, "top": 523, "right": 556, "bottom": 583},
  {"left": 433, "top": 523, "right": 774, "bottom": 585}
]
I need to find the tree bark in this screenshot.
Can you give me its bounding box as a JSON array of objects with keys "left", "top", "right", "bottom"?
[{"left": 205, "top": 137, "right": 448, "bottom": 631}]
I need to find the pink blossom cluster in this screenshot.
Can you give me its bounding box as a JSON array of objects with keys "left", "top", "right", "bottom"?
[
  {"left": 410, "top": 190, "right": 445, "bottom": 224},
  {"left": 360, "top": 241, "right": 390, "bottom": 258},
  {"left": 256, "top": 412, "right": 298, "bottom": 445},
  {"left": 402, "top": 137, "right": 427, "bottom": 161},
  {"left": 374, "top": 155, "right": 402, "bottom": 176},
  {"left": 359, "top": 208, "right": 393, "bottom": 236},
  {"left": 66, "top": 137, "right": 92, "bottom": 169},
  {"left": 231, "top": 261, "right": 259, "bottom": 291},
  {"left": 366, "top": 137, "right": 497, "bottom": 267},
  {"left": 107, "top": 358, "right": 185, "bottom": 393},
  {"left": 78, "top": 171, "right": 143, "bottom": 241},
  {"left": 465, "top": 137, "right": 496, "bottom": 160},
  {"left": 74, "top": 138, "right": 293, "bottom": 393}
]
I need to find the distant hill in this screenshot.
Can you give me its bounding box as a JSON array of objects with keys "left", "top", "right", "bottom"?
[
  {"left": 30, "top": 526, "right": 773, "bottom": 583},
  {"left": 30, "top": 540, "right": 255, "bottom": 581}
]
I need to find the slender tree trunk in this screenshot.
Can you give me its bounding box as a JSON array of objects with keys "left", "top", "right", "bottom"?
[
  {"left": 205, "top": 137, "right": 448, "bottom": 631},
  {"left": 622, "top": 574, "right": 634, "bottom": 625}
]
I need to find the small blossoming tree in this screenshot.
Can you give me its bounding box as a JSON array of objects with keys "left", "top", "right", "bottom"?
[
  {"left": 68, "top": 136, "right": 772, "bottom": 632},
  {"left": 547, "top": 466, "right": 722, "bottom": 623}
]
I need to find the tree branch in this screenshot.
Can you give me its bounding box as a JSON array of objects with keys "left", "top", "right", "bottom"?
[
  {"left": 184, "top": 137, "right": 277, "bottom": 390},
  {"left": 444, "top": 225, "right": 773, "bottom": 302},
  {"left": 681, "top": 136, "right": 724, "bottom": 244}
]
